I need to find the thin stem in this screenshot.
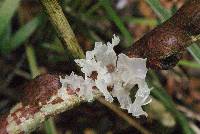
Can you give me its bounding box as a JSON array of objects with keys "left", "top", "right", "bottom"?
[
  {"left": 25, "top": 45, "right": 40, "bottom": 78},
  {"left": 40, "top": 0, "right": 85, "bottom": 59},
  {"left": 44, "top": 118, "right": 58, "bottom": 134},
  {"left": 97, "top": 98, "right": 152, "bottom": 134},
  {"left": 85, "top": 1, "right": 101, "bottom": 16}
]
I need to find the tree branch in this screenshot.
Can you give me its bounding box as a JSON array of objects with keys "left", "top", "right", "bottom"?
[
  {"left": 0, "top": 74, "right": 101, "bottom": 134},
  {"left": 124, "top": 0, "right": 200, "bottom": 69}
]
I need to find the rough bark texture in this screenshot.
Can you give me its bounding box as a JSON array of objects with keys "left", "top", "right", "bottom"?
[
  {"left": 0, "top": 74, "right": 100, "bottom": 134},
  {"left": 124, "top": 0, "right": 200, "bottom": 69},
  {"left": 21, "top": 74, "right": 61, "bottom": 106}
]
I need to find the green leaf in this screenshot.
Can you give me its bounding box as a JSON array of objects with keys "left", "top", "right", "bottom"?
[
  {"left": 0, "top": 25, "right": 11, "bottom": 48},
  {"left": 100, "top": 0, "right": 133, "bottom": 47},
  {"left": 1, "top": 16, "right": 42, "bottom": 54},
  {"left": 187, "top": 43, "right": 200, "bottom": 64},
  {"left": 0, "top": 0, "right": 21, "bottom": 37},
  {"left": 178, "top": 60, "right": 200, "bottom": 68}
]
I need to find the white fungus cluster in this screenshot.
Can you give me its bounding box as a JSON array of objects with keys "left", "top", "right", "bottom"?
[{"left": 60, "top": 35, "right": 152, "bottom": 117}]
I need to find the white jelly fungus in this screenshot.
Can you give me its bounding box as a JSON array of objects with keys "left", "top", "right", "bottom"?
[{"left": 60, "top": 34, "right": 152, "bottom": 117}]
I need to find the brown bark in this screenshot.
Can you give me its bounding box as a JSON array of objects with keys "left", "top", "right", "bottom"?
[{"left": 124, "top": 0, "right": 200, "bottom": 69}]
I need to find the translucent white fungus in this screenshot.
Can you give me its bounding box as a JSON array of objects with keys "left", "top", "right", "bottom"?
[{"left": 60, "top": 34, "right": 152, "bottom": 117}]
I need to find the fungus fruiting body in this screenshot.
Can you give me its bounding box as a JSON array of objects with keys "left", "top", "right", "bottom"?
[{"left": 60, "top": 35, "right": 152, "bottom": 117}]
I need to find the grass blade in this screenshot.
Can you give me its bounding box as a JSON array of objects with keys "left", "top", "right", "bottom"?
[
  {"left": 44, "top": 118, "right": 58, "bottom": 134},
  {"left": 145, "top": 0, "right": 171, "bottom": 22},
  {"left": 187, "top": 43, "right": 200, "bottom": 64},
  {"left": 0, "top": 0, "right": 20, "bottom": 37},
  {"left": 25, "top": 45, "right": 40, "bottom": 78},
  {"left": 178, "top": 60, "right": 200, "bottom": 68},
  {"left": 85, "top": 1, "right": 101, "bottom": 16},
  {"left": 100, "top": 0, "right": 133, "bottom": 47},
  {"left": 1, "top": 16, "right": 42, "bottom": 54}
]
